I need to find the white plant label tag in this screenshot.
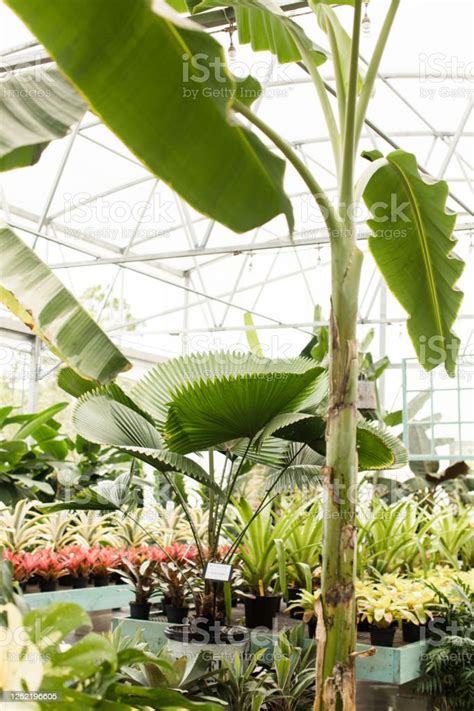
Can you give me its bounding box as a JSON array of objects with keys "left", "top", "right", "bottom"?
[
  {"left": 203, "top": 562, "right": 233, "bottom": 582},
  {"left": 357, "top": 379, "right": 377, "bottom": 409}
]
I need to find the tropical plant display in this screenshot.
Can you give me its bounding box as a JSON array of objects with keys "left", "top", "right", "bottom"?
[
  {"left": 0, "top": 0, "right": 470, "bottom": 708},
  {"left": 0, "top": 404, "right": 135, "bottom": 505},
  {"left": 0, "top": 563, "right": 224, "bottom": 710}
]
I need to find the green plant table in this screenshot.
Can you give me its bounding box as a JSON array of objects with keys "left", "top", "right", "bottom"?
[
  {"left": 111, "top": 617, "right": 428, "bottom": 684},
  {"left": 25, "top": 584, "right": 135, "bottom": 612}
]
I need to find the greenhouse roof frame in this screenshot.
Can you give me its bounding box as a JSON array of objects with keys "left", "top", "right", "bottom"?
[{"left": 0, "top": 1, "right": 473, "bottom": 371}]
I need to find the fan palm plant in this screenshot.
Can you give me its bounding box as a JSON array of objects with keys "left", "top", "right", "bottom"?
[
  {"left": 3, "top": 0, "right": 465, "bottom": 706},
  {"left": 51, "top": 350, "right": 402, "bottom": 629}
]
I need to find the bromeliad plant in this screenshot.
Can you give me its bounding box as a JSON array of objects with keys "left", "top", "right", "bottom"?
[
  {"left": 111, "top": 557, "right": 162, "bottom": 620},
  {"left": 2, "top": 0, "right": 465, "bottom": 705},
  {"left": 356, "top": 497, "right": 433, "bottom": 576},
  {"left": 228, "top": 497, "right": 296, "bottom": 599}
]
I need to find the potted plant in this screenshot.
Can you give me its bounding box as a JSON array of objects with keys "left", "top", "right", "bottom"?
[
  {"left": 156, "top": 559, "right": 193, "bottom": 624},
  {"left": 279, "top": 500, "right": 322, "bottom": 619},
  {"left": 2, "top": 550, "right": 37, "bottom": 590},
  {"left": 111, "top": 556, "right": 160, "bottom": 621},
  {"left": 88, "top": 546, "right": 121, "bottom": 587},
  {"left": 381, "top": 575, "right": 435, "bottom": 643},
  {"left": 356, "top": 580, "right": 402, "bottom": 647},
  {"left": 32, "top": 549, "right": 68, "bottom": 592},
  {"left": 229, "top": 499, "right": 295, "bottom": 630},
  {"left": 286, "top": 589, "right": 321, "bottom": 639},
  {"left": 60, "top": 545, "right": 92, "bottom": 588}
]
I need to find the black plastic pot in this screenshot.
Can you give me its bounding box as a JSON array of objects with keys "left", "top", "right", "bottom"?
[
  {"left": 59, "top": 574, "right": 73, "bottom": 587},
  {"left": 93, "top": 574, "right": 109, "bottom": 587},
  {"left": 159, "top": 594, "right": 172, "bottom": 614},
  {"left": 38, "top": 579, "right": 57, "bottom": 592},
  {"left": 72, "top": 575, "right": 89, "bottom": 589},
  {"left": 165, "top": 622, "right": 249, "bottom": 645},
  {"left": 402, "top": 621, "right": 424, "bottom": 643},
  {"left": 369, "top": 625, "right": 396, "bottom": 647},
  {"left": 357, "top": 618, "right": 370, "bottom": 633},
  {"left": 244, "top": 595, "right": 281, "bottom": 630},
  {"left": 165, "top": 605, "right": 189, "bottom": 624},
  {"left": 130, "top": 601, "right": 151, "bottom": 620},
  {"left": 307, "top": 618, "right": 317, "bottom": 639},
  {"left": 428, "top": 616, "right": 447, "bottom": 639}
]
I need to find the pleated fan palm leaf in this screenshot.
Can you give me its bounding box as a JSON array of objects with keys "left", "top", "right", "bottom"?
[
  {"left": 72, "top": 387, "right": 219, "bottom": 491},
  {"left": 274, "top": 414, "right": 408, "bottom": 471},
  {"left": 131, "top": 351, "right": 324, "bottom": 453}
]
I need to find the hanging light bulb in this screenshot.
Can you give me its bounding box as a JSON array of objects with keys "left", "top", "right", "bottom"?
[
  {"left": 227, "top": 17, "right": 237, "bottom": 61},
  {"left": 228, "top": 35, "right": 237, "bottom": 61},
  {"left": 361, "top": 1, "right": 371, "bottom": 34}
]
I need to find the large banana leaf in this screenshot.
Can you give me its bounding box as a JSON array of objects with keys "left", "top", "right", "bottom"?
[
  {"left": 0, "top": 66, "right": 86, "bottom": 172},
  {"left": 192, "top": 0, "right": 326, "bottom": 65},
  {"left": 363, "top": 150, "right": 464, "bottom": 377},
  {"left": 6, "top": 0, "right": 293, "bottom": 233},
  {"left": 0, "top": 223, "right": 131, "bottom": 382}
]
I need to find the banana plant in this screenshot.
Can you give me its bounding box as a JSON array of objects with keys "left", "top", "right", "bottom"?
[
  {"left": 4, "top": 1, "right": 465, "bottom": 707},
  {"left": 0, "top": 224, "right": 131, "bottom": 383}
]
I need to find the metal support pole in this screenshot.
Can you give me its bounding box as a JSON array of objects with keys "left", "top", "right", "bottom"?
[
  {"left": 378, "top": 282, "right": 387, "bottom": 408},
  {"left": 28, "top": 337, "right": 41, "bottom": 413}
]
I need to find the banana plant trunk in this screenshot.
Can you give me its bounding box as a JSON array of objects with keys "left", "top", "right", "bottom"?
[
  {"left": 315, "top": 216, "right": 362, "bottom": 711},
  {"left": 314, "top": 222, "right": 362, "bottom": 711}
]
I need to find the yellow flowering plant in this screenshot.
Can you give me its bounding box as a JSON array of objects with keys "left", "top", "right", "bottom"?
[{"left": 356, "top": 577, "right": 436, "bottom": 628}]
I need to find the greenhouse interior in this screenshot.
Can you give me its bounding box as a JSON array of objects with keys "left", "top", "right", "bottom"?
[{"left": 0, "top": 1, "right": 473, "bottom": 709}]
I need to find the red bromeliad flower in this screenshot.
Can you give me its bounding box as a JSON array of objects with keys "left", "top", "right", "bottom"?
[
  {"left": 2, "top": 550, "right": 37, "bottom": 583},
  {"left": 31, "top": 549, "right": 68, "bottom": 580},
  {"left": 58, "top": 546, "right": 91, "bottom": 578},
  {"left": 87, "top": 546, "right": 123, "bottom": 575},
  {"left": 2, "top": 542, "right": 205, "bottom": 584},
  {"left": 165, "top": 543, "right": 198, "bottom": 562}
]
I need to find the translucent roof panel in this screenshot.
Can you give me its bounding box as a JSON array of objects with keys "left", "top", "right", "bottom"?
[{"left": 0, "top": 0, "right": 472, "bottom": 397}]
